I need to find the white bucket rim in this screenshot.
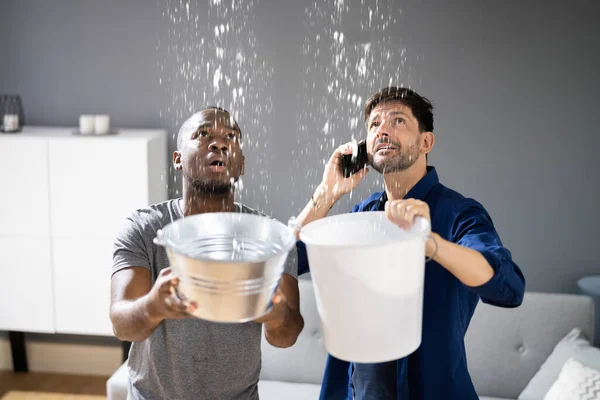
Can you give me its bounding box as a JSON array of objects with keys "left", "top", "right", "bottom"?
[{"left": 299, "top": 211, "right": 430, "bottom": 248}]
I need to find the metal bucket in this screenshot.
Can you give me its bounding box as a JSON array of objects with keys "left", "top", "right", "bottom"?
[{"left": 154, "top": 212, "right": 296, "bottom": 323}]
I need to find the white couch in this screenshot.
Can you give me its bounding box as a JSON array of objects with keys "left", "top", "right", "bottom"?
[{"left": 107, "top": 275, "right": 595, "bottom": 399}]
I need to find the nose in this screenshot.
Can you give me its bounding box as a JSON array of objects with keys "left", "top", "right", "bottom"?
[
  {"left": 375, "top": 124, "right": 389, "bottom": 140},
  {"left": 209, "top": 138, "right": 228, "bottom": 152}
]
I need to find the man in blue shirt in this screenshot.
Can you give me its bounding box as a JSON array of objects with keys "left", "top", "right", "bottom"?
[{"left": 295, "top": 86, "right": 526, "bottom": 399}]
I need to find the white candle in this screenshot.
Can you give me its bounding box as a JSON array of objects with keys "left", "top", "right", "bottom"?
[
  {"left": 2, "top": 114, "right": 19, "bottom": 132},
  {"left": 79, "top": 115, "right": 95, "bottom": 135},
  {"left": 94, "top": 115, "right": 110, "bottom": 135}
]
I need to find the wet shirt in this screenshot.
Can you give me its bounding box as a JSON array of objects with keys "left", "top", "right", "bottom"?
[{"left": 296, "top": 167, "right": 526, "bottom": 399}]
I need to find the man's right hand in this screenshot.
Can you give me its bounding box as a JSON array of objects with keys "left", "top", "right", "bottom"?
[
  {"left": 294, "top": 142, "right": 369, "bottom": 232},
  {"left": 145, "top": 267, "right": 198, "bottom": 322},
  {"left": 320, "top": 143, "right": 369, "bottom": 202}
]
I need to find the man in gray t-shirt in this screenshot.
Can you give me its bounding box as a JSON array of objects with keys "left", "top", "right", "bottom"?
[{"left": 110, "top": 108, "right": 304, "bottom": 400}]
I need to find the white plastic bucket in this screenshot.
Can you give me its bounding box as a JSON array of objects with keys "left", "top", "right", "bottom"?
[{"left": 299, "top": 211, "right": 430, "bottom": 363}]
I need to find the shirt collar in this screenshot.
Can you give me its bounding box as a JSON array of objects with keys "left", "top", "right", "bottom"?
[{"left": 377, "top": 166, "right": 439, "bottom": 210}]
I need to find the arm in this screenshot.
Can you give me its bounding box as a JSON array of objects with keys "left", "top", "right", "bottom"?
[
  {"left": 110, "top": 267, "right": 156, "bottom": 342},
  {"left": 110, "top": 215, "right": 198, "bottom": 342},
  {"left": 386, "top": 199, "right": 525, "bottom": 307},
  {"left": 447, "top": 202, "right": 526, "bottom": 307},
  {"left": 255, "top": 274, "right": 304, "bottom": 348},
  {"left": 426, "top": 233, "right": 494, "bottom": 287},
  {"left": 296, "top": 183, "right": 337, "bottom": 228},
  {"left": 110, "top": 266, "right": 197, "bottom": 342},
  {"left": 295, "top": 144, "right": 368, "bottom": 230},
  {"left": 295, "top": 144, "right": 368, "bottom": 275}
]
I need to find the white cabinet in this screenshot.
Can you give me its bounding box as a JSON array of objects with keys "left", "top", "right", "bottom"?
[
  {"left": 48, "top": 138, "right": 151, "bottom": 238},
  {"left": 0, "top": 127, "right": 167, "bottom": 336},
  {"left": 0, "top": 137, "right": 50, "bottom": 236},
  {"left": 52, "top": 238, "right": 114, "bottom": 336},
  {"left": 0, "top": 135, "right": 53, "bottom": 333},
  {"left": 0, "top": 237, "right": 54, "bottom": 333}
]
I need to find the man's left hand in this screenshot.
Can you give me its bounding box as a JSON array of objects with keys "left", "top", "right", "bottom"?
[
  {"left": 254, "top": 287, "right": 288, "bottom": 329},
  {"left": 385, "top": 198, "right": 431, "bottom": 230}
]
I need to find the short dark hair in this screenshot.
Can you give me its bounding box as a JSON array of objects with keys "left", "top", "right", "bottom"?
[
  {"left": 177, "top": 106, "right": 242, "bottom": 150},
  {"left": 364, "top": 86, "right": 434, "bottom": 133}
]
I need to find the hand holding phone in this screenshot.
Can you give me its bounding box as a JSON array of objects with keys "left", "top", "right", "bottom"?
[{"left": 341, "top": 140, "right": 368, "bottom": 178}]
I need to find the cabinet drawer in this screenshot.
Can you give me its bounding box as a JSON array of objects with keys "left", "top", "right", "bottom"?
[
  {"left": 53, "top": 238, "right": 114, "bottom": 336},
  {"left": 0, "top": 137, "right": 50, "bottom": 236},
  {"left": 48, "top": 139, "right": 149, "bottom": 239},
  {"left": 0, "top": 237, "right": 54, "bottom": 332}
]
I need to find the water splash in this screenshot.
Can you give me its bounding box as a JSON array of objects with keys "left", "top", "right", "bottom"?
[
  {"left": 159, "top": 0, "right": 274, "bottom": 205},
  {"left": 295, "top": 0, "right": 409, "bottom": 202}
]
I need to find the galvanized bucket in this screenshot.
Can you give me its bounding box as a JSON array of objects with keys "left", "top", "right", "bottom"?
[{"left": 154, "top": 212, "right": 296, "bottom": 323}]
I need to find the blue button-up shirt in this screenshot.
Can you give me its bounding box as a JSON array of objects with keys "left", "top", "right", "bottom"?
[{"left": 297, "top": 166, "right": 526, "bottom": 399}]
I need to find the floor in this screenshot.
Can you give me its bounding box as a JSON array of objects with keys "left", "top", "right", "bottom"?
[
  {"left": 1, "top": 392, "right": 105, "bottom": 400},
  {"left": 0, "top": 372, "right": 107, "bottom": 397}
]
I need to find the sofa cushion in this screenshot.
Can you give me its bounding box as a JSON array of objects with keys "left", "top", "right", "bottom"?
[
  {"left": 258, "top": 380, "right": 321, "bottom": 400},
  {"left": 259, "top": 276, "right": 327, "bottom": 384},
  {"left": 518, "top": 328, "right": 600, "bottom": 399},
  {"left": 106, "top": 361, "right": 128, "bottom": 400},
  {"left": 466, "top": 292, "right": 594, "bottom": 399},
  {"left": 543, "top": 357, "right": 600, "bottom": 400}
]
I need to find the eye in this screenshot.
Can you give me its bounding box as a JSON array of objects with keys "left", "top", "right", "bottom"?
[
  {"left": 192, "top": 130, "right": 209, "bottom": 140},
  {"left": 395, "top": 118, "right": 405, "bottom": 125},
  {"left": 369, "top": 121, "right": 380, "bottom": 130},
  {"left": 226, "top": 132, "right": 237, "bottom": 140}
]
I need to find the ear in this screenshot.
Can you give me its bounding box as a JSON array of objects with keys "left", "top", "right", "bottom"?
[
  {"left": 173, "top": 151, "right": 182, "bottom": 170},
  {"left": 421, "top": 132, "right": 435, "bottom": 155},
  {"left": 241, "top": 155, "right": 245, "bottom": 176}
]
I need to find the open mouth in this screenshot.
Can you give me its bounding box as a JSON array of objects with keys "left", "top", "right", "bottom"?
[
  {"left": 207, "top": 155, "right": 228, "bottom": 172},
  {"left": 376, "top": 145, "right": 397, "bottom": 153},
  {"left": 207, "top": 152, "right": 228, "bottom": 169}
]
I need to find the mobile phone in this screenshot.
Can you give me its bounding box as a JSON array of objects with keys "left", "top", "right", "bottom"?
[{"left": 341, "top": 140, "right": 368, "bottom": 178}]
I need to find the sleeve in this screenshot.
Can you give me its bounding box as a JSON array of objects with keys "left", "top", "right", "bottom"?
[
  {"left": 283, "top": 243, "right": 299, "bottom": 279},
  {"left": 112, "top": 214, "right": 151, "bottom": 277},
  {"left": 296, "top": 240, "right": 310, "bottom": 276},
  {"left": 451, "top": 200, "right": 526, "bottom": 308}
]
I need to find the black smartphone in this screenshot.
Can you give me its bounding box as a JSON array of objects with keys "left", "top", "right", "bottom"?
[{"left": 341, "top": 140, "right": 368, "bottom": 178}]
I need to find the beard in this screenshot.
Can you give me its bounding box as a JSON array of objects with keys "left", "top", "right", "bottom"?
[
  {"left": 183, "top": 170, "right": 236, "bottom": 196},
  {"left": 190, "top": 179, "right": 233, "bottom": 195},
  {"left": 369, "top": 137, "right": 421, "bottom": 174}
]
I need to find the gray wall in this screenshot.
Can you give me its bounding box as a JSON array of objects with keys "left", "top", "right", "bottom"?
[{"left": 1, "top": 0, "right": 599, "bottom": 294}]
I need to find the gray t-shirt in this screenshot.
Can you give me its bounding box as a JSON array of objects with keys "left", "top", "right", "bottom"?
[{"left": 112, "top": 199, "right": 298, "bottom": 400}]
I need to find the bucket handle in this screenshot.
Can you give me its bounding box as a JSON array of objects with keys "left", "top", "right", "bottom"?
[
  {"left": 287, "top": 216, "right": 302, "bottom": 240},
  {"left": 154, "top": 229, "right": 166, "bottom": 247}
]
